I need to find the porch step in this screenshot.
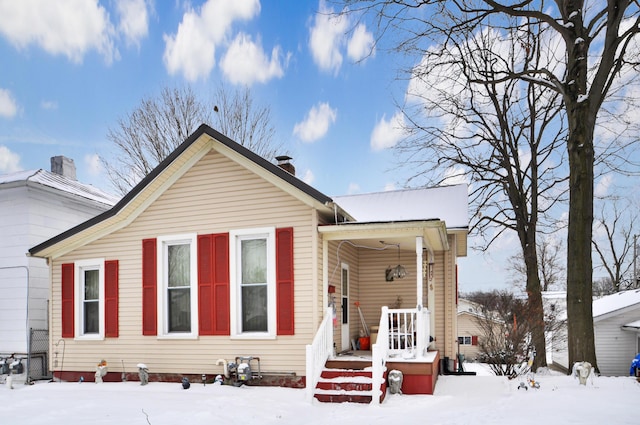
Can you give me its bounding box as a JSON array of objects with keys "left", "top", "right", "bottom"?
[{"left": 313, "top": 368, "right": 387, "bottom": 404}]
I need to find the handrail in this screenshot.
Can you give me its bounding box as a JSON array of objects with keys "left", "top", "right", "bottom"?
[
  {"left": 371, "top": 306, "right": 390, "bottom": 405},
  {"left": 305, "top": 307, "right": 334, "bottom": 401}
]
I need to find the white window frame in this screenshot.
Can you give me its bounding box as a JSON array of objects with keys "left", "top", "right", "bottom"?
[
  {"left": 157, "top": 234, "right": 198, "bottom": 339},
  {"left": 229, "top": 227, "right": 276, "bottom": 339},
  {"left": 74, "top": 259, "right": 105, "bottom": 340},
  {"left": 458, "top": 336, "right": 473, "bottom": 345}
]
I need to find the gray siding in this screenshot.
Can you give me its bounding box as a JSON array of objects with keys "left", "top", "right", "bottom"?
[{"left": 594, "top": 305, "right": 640, "bottom": 376}]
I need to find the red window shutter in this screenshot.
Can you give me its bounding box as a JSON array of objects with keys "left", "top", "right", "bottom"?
[
  {"left": 198, "top": 234, "right": 215, "bottom": 335},
  {"left": 276, "top": 227, "right": 294, "bottom": 335},
  {"left": 212, "top": 233, "right": 230, "bottom": 335},
  {"left": 61, "top": 263, "right": 74, "bottom": 338},
  {"left": 472, "top": 335, "right": 478, "bottom": 346},
  {"left": 142, "top": 238, "right": 157, "bottom": 336},
  {"left": 104, "top": 260, "right": 119, "bottom": 337}
]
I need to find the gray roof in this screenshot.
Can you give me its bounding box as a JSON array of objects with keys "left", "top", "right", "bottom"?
[{"left": 0, "top": 169, "right": 119, "bottom": 206}]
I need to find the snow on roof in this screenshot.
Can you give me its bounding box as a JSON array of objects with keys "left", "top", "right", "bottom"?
[
  {"left": 622, "top": 319, "right": 640, "bottom": 330},
  {"left": 0, "top": 169, "right": 119, "bottom": 206},
  {"left": 333, "top": 184, "right": 468, "bottom": 228},
  {"left": 592, "top": 288, "right": 640, "bottom": 318}
]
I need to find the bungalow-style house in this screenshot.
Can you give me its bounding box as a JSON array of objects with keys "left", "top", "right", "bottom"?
[
  {"left": 29, "top": 124, "right": 468, "bottom": 403},
  {"left": 0, "top": 157, "right": 117, "bottom": 382}
]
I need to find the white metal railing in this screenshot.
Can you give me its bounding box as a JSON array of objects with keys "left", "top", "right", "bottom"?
[{"left": 305, "top": 307, "right": 334, "bottom": 401}]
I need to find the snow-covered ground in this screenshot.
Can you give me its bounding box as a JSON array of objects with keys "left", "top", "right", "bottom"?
[{"left": 2, "top": 363, "right": 638, "bottom": 425}]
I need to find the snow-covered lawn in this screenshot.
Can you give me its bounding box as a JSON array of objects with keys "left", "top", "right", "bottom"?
[{"left": 3, "top": 364, "right": 638, "bottom": 425}]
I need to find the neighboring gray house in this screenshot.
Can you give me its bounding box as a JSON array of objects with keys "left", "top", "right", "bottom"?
[
  {"left": 544, "top": 289, "right": 640, "bottom": 376},
  {"left": 0, "top": 156, "right": 117, "bottom": 380},
  {"left": 593, "top": 289, "right": 640, "bottom": 376}
]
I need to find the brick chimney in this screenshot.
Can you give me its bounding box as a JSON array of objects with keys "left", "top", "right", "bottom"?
[
  {"left": 276, "top": 155, "right": 295, "bottom": 176},
  {"left": 50, "top": 156, "right": 77, "bottom": 180}
]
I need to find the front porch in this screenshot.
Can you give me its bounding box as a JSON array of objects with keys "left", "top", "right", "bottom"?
[{"left": 306, "top": 306, "right": 440, "bottom": 403}]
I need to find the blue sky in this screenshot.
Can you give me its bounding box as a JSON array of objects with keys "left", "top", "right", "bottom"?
[
  {"left": 0, "top": 0, "right": 548, "bottom": 293},
  {"left": 0, "top": 0, "right": 410, "bottom": 198},
  {"left": 5, "top": 0, "right": 628, "bottom": 293}
]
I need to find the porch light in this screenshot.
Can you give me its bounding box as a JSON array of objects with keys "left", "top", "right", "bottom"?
[{"left": 385, "top": 244, "right": 407, "bottom": 281}]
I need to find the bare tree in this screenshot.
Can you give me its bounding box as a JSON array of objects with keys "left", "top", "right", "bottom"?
[
  {"left": 102, "top": 85, "right": 282, "bottom": 195},
  {"left": 374, "top": 17, "right": 568, "bottom": 370},
  {"left": 592, "top": 198, "right": 639, "bottom": 292},
  {"left": 466, "top": 290, "right": 531, "bottom": 376},
  {"left": 343, "top": 0, "right": 640, "bottom": 371},
  {"left": 211, "top": 85, "right": 283, "bottom": 162},
  {"left": 508, "top": 237, "right": 565, "bottom": 292}
]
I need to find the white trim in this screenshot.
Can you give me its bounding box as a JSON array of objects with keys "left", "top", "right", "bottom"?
[
  {"left": 229, "top": 227, "right": 276, "bottom": 339},
  {"left": 74, "top": 258, "right": 105, "bottom": 340},
  {"left": 156, "top": 234, "right": 198, "bottom": 339}
]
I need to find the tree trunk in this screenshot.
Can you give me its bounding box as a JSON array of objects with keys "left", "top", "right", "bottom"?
[
  {"left": 566, "top": 102, "right": 598, "bottom": 371},
  {"left": 524, "top": 243, "right": 547, "bottom": 370}
]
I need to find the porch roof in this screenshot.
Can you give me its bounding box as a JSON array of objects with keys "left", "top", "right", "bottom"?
[{"left": 318, "top": 220, "right": 452, "bottom": 253}]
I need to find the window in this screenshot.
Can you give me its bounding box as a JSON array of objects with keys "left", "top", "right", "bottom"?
[
  {"left": 74, "top": 259, "right": 104, "bottom": 339},
  {"left": 158, "top": 234, "right": 198, "bottom": 337},
  {"left": 458, "top": 336, "right": 478, "bottom": 345},
  {"left": 458, "top": 336, "right": 472, "bottom": 345},
  {"left": 230, "top": 228, "right": 276, "bottom": 338}
]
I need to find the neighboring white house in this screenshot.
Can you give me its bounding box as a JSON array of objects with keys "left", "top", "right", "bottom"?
[
  {"left": 0, "top": 156, "right": 117, "bottom": 380},
  {"left": 593, "top": 289, "right": 640, "bottom": 376},
  {"left": 457, "top": 298, "right": 483, "bottom": 361},
  {"left": 544, "top": 289, "right": 640, "bottom": 376}
]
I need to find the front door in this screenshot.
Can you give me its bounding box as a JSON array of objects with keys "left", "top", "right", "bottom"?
[{"left": 341, "top": 263, "right": 350, "bottom": 351}]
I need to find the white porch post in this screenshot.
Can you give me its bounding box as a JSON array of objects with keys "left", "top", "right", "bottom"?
[
  {"left": 322, "top": 239, "right": 328, "bottom": 320},
  {"left": 416, "top": 236, "right": 423, "bottom": 309},
  {"left": 416, "top": 236, "right": 427, "bottom": 357}
]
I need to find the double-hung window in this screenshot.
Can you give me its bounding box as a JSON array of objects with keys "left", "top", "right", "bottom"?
[
  {"left": 75, "top": 259, "right": 104, "bottom": 339},
  {"left": 158, "top": 234, "right": 198, "bottom": 337},
  {"left": 230, "top": 228, "right": 276, "bottom": 338}
]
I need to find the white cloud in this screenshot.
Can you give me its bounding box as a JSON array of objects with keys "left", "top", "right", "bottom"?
[
  {"left": 347, "top": 182, "right": 360, "bottom": 194},
  {"left": 40, "top": 100, "right": 58, "bottom": 110},
  {"left": 84, "top": 153, "right": 102, "bottom": 177},
  {"left": 220, "top": 33, "right": 286, "bottom": 86},
  {"left": 442, "top": 166, "right": 469, "bottom": 186},
  {"left": 383, "top": 182, "right": 396, "bottom": 191},
  {"left": 309, "top": 1, "right": 348, "bottom": 74},
  {"left": 309, "top": 1, "right": 374, "bottom": 74},
  {"left": 163, "top": 0, "right": 260, "bottom": 82},
  {"left": 0, "top": 145, "right": 22, "bottom": 173},
  {"left": 0, "top": 0, "right": 118, "bottom": 64},
  {"left": 0, "top": 88, "right": 18, "bottom": 118},
  {"left": 293, "top": 102, "right": 337, "bottom": 143},
  {"left": 302, "top": 169, "right": 314, "bottom": 185},
  {"left": 370, "top": 111, "right": 406, "bottom": 151},
  {"left": 115, "top": 0, "right": 149, "bottom": 48},
  {"left": 595, "top": 174, "right": 613, "bottom": 198},
  {"left": 347, "top": 23, "right": 375, "bottom": 62}
]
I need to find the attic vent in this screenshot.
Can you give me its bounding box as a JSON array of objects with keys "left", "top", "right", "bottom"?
[
  {"left": 276, "top": 155, "right": 295, "bottom": 176},
  {"left": 50, "top": 156, "right": 77, "bottom": 180}
]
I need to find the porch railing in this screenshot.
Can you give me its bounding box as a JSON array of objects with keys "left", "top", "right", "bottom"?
[
  {"left": 371, "top": 306, "right": 431, "bottom": 405},
  {"left": 305, "top": 307, "right": 334, "bottom": 402}
]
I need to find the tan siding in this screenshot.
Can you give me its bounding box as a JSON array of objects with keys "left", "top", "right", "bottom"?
[
  {"left": 50, "top": 150, "right": 318, "bottom": 376},
  {"left": 359, "top": 248, "right": 417, "bottom": 327},
  {"left": 457, "top": 313, "right": 482, "bottom": 360}
]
